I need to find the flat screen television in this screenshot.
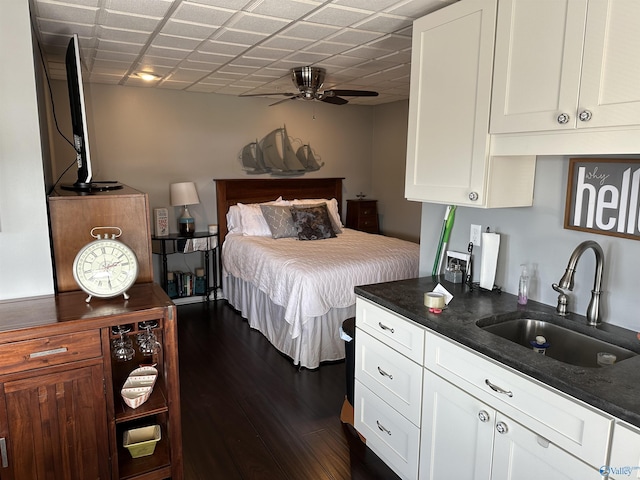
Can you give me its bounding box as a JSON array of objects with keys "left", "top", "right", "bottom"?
[{"left": 62, "top": 34, "right": 121, "bottom": 192}]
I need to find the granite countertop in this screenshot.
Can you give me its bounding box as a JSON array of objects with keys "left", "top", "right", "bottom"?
[{"left": 355, "top": 276, "right": 640, "bottom": 428}]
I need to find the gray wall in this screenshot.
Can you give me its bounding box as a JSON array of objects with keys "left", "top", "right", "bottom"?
[{"left": 419, "top": 156, "right": 640, "bottom": 331}]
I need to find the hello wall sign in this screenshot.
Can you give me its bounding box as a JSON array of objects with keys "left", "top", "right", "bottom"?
[{"left": 565, "top": 158, "right": 640, "bottom": 240}]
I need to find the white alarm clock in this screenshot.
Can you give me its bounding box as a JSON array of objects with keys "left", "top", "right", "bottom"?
[{"left": 72, "top": 227, "right": 139, "bottom": 302}]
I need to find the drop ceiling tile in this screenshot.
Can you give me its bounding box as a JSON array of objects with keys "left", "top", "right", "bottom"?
[
  {"left": 229, "top": 56, "right": 273, "bottom": 68},
  {"left": 250, "top": 0, "right": 321, "bottom": 20},
  {"left": 389, "top": 0, "right": 456, "bottom": 17},
  {"left": 326, "top": 28, "right": 381, "bottom": 45},
  {"left": 145, "top": 45, "right": 192, "bottom": 60},
  {"left": 354, "top": 13, "right": 411, "bottom": 33},
  {"left": 303, "top": 41, "right": 352, "bottom": 56},
  {"left": 160, "top": 20, "right": 219, "bottom": 39},
  {"left": 34, "top": 2, "right": 99, "bottom": 24},
  {"left": 98, "top": 26, "right": 151, "bottom": 44},
  {"left": 260, "top": 36, "right": 314, "bottom": 50},
  {"left": 94, "top": 49, "right": 138, "bottom": 62},
  {"left": 105, "top": 0, "right": 174, "bottom": 17},
  {"left": 377, "top": 49, "right": 411, "bottom": 64},
  {"left": 367, "top": 34, "right": 411, "bottom": 51},
  {"left": 200, "top": 40, "right": 248, "bottom": 55},
  {"left": 168, "top": 69, "right": 210, "bottom": 82},
  {"left": 319, "top": 54, "right": 367, "bottom": 68},
  {"left": 214, "top": 28, "right": 268, "bottom": 46},
  {"left": 96, "top": 39, "right": 144, "bottom": 55},
  {"left": 152, "top": 34, "right": 203, "bottom": 50},
  {"left": 343, "top": 44, "right": 393, "bottom": 60},
  {"left": 187, "top": 0, "right": 255, "bottom": 9},
  {"left": 283, "top": 51, "right": 331, "bottom": 64},
  {"left": 172, "top": 3, "right": 236, "bottom": 26},
  {"left": 282, "top": 21, "right": 340, "bottom": 41},
  {"left": 228, "top": 12, "right": 292, "bottom": 34},
  {"left": 304, "top": 5, "right": 371, "bottom": 27},
  {"left": 242, "top": 46, "right": 292, "bottom": 61},
  {"left": 102, "top": 10, "right": 164, "bottom": 32},
  {"left": 138, "top": 55, "right": 182, "bottom": 68}
]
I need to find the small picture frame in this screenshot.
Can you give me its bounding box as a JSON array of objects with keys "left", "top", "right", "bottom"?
[{"left": 154, "top": 208, "right": 169, "bottom": 236}]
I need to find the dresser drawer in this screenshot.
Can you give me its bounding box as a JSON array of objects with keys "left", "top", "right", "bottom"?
[
  {"left": 0, "top": 330, "right": 102, "bottom": 375},
  {"left": 425, "top": 332, "right": 612, "bottom": 468},
  {"left": 355, "top": 381, "right": 420, "bottom": 480},
  {"left": 356, "top": 298, "right": 425, "bottom": 364},
  {"left": 356, "top": 329, "right": 423, "bottom": 426}
]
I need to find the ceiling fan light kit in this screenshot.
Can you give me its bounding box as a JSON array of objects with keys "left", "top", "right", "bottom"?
[{"left": 240, "top": 66, "right": 378, "bottom": 106}]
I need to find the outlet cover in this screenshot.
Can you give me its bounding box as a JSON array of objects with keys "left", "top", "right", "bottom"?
[{"left": 470, "top": 224, "right": 482, "bottom": 246}]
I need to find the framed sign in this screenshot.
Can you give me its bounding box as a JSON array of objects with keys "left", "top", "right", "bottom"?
[{"left": 564, "top": 158, "right": 640, "bottom": 240}]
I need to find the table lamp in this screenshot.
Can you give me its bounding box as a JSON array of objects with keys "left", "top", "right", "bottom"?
[{"left": 170, "top": 182, "right": 199, "bottom": 236}]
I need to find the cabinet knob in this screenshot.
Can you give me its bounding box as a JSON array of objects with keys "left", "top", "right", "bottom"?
[
  {"left": 478, "top": 410, "right": 490, "bottom": 423},
  {"left": 578, "top": 110, "right": 592, "bottom": 122},
  {"left": 557, "top": 113, "right": 570, "bottom": 124},
  {"left": 496, "top": 421, "right": 508, "bottom": 434},
  {"left": 468, "top": 192, "right": 479, "bottom": 201}
]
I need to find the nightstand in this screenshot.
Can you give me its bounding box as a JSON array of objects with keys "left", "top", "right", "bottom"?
[{"left": 346, "top": 199, "right": 380, "bottom": 234}]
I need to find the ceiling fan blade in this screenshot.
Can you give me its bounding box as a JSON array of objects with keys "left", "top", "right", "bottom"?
[
  {"left": 269, "top": 95, "right": 302, "bottom": 106},
  {"left": 240, "top": 92, "right": 297, "bottom": 97},
  {"left": 326, "top": 89, "right": 379, "bottom": 97},
  {"left": 321, "top": 96, "right": 349, "bottom": 105}
]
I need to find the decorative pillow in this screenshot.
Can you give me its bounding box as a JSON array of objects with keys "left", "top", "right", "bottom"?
[
  {"left": 234, "top": 197, "right": 288, "bottom": 236},
  {"left": 260, "top": 205, "right": 298, "bottom": 239},
  {"left": 292, "top": 198, "right": 343, "bottom": 233},
  {"left": 290, "top": 203, "right": 337, "bottom": 240}
]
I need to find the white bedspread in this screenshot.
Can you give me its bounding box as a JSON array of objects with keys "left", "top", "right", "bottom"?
[{"left": 222, "top": 229, "right": 419, "bottom": 339}]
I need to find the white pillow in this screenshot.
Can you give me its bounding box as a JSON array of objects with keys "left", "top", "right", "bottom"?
[
  {"left": 233, "top": 197, "right": 289, "bottom": 236},
  {"left": 226, "top": 205, "right": 243, "bottom": 234},
  {"left": 292, "top": 198, "right": 343, "bottom": 233}
]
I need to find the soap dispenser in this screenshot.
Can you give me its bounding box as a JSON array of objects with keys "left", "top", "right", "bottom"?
[{"left": 518, "top": 264, "right": 529, "bottom": 305}]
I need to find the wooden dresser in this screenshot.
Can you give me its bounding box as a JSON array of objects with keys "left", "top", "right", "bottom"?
[
  {"left": 0, "top": 284, "right": 182, "bottom": 480},
  {"left": 346, "top": 199, "right": 380, "bottom": 234}
]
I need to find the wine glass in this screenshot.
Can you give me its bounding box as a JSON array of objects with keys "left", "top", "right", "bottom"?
[
  {"left": 111, "top": 324, "right": 135, "bottom": 362},
  {"left": 137, "top": 320, "right": 161, "bottom": 356}
]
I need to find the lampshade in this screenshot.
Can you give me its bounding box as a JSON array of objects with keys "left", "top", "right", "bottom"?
[{"left": 170, "top": 182, "right": 200, "bottom": 206}]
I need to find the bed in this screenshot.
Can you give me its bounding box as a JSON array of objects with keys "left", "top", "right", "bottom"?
[{"left": 215, "top": 178, "right": 420, "bottom": 369}]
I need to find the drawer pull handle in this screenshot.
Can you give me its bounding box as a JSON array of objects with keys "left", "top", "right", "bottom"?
[
  {"left": 496, "top": 421, "right": 508, "bottom": 434},
  {"left": 376, "top": 420, "right": 391, "bottom": 435},
  {"left": 377, "top": 366, "right": 393, "bottom": 380},
  {"left": 485, "top": 379, "right": 513, "bottom": 397},
  {"left": 0, "top": 438, "right": 8, "bottom": 468},
  {"left": 378, "top": 322, "right": 394, "bottom": 334},
  {"left": 29, "top": 347, "right": 68, "bottom": 359}
]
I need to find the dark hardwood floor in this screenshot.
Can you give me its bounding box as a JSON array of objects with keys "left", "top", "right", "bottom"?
[{"left": 177, "top": 300, "right": 401, "bottom": 480}]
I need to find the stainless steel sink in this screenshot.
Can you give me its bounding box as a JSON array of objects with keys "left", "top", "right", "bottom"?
[{"left": 478, "top": 318, "right": 637, "bottom": 368}]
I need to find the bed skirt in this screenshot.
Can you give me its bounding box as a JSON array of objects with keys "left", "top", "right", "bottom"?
[{"left": 223, "top": 274, "right": 353, "bottom": 369}]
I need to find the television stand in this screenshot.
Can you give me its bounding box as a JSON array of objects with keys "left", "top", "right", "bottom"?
[{"left": 61, "top": 181, "right": 123, "bottom": 192}]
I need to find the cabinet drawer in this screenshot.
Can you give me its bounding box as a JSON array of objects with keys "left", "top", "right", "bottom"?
[
  {"left": 425, "top": 332, "right": 612, "bottom": 468},
  {"left": 0, "top": 330, "right": 102, "bottom": 375},
  {"left": 356, "top": 298, "right": 425, "bottom": 364},
  {"left": 355, "top": 381, "right": 420, "bottom": 480},
  {"left": 356, "top": 329, "right": 423, "bottom": 426}
]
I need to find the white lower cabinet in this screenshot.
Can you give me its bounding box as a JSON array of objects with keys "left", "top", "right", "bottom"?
[
  {"left": 354, "top": 297, "right": 618, "bottom": 480},
  {"left": 608, "top": 422, "right": 640, "bottom": 479},
  {"left": 421, "top": 371, "right": 602, "bottom": 480}
]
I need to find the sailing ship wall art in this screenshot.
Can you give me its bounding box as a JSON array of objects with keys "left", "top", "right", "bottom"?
[{"left": 240, "top": 125, "right": 324, "bottom": 176}]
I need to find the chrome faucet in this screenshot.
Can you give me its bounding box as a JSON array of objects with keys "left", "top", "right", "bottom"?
[{"left": 552, "top": 240, "right": 604, "bottom": 326}]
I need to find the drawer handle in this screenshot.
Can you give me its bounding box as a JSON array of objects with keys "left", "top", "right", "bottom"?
[
  {"left": 378, "top": 322, "right": 394, "bottom": 334},
  {"left": 376, "top": 420, "right": 391, "bottom": 436},
  {"left": 496, "top": 421, "right": 508, "bottom": 434},
  {"left": 29, "top": 347, "right": 68, "bottom": 359},
  {"left": 0, "top": 438, "right": 7, "bottom": 468},
  {"left": 377, "top": 366, "right": 393, "bottom": 380},
  {"left": 485, "top": 379, "right": 513, "bottom": 397}
]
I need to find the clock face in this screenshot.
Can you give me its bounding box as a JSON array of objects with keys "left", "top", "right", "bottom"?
[{"left": 72, "top": 239, "right": 139, "bottom": 298}]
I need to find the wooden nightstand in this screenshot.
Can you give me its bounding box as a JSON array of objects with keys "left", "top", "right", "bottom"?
[{"left": 346, "top": 199, "right": 379, "bottom": 234}]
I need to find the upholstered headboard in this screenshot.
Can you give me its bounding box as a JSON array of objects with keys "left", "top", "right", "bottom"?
[{"left": 214, "top": 178, "right": 344, "bottom": 244}]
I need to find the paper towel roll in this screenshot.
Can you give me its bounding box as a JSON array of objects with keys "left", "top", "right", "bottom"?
[{"left": 480, "top": 232, "right": 500, "bottom": 290}]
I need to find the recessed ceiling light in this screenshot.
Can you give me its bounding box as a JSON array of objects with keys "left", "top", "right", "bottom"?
[{"left": 135, "top": 72, "right": 161, "bottom": 81}]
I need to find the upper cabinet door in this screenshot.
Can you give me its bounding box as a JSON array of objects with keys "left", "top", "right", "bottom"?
[
  {"left": 405, "top": 0, "right": 497, "bottom": 206},
  {"left": 580, "top": 0, "right": 640, "bottom": 129},
  {"left": 490, "top": 0, "right": 588, "bottom": 134}
]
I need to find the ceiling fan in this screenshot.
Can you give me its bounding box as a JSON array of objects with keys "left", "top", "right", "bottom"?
[{"left": 240, "top": 66, "right": 379, "bottom": 106}]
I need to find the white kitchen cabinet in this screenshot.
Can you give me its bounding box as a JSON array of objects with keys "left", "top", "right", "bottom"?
[
  {"left": 405, "top": 0, "right": 535, "bottom": 207},
  {"left": 491, "top": 0, "right": 640, "bottom": 135},
  {"left": 354, "top": 298, "right": 424, "bottom": 480},
  {"left": 608, "top": 421, "right": 640, "bottom": 479},
  {"left": 421, "top": 371, "right": 602, "bottom": 480}
]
